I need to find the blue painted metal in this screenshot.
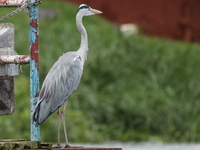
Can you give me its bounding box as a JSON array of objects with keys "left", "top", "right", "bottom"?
[{"left": 29, "top": 0, "right": 40, "bottom": 141}]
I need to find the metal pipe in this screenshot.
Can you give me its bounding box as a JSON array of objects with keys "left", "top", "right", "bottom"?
[
  {"left": 0, "top": 0, "right": 26, "bottom": 7},
  {"left": 29, "top": 0, "right": 40, "bottom": 141},
  {"left": 0, "top": 55, "right": 30, "bottom": 64}
]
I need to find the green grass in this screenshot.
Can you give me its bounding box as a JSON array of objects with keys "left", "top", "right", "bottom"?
[{"left": 0, "top": 0, "right": 200, "bottom": 143}]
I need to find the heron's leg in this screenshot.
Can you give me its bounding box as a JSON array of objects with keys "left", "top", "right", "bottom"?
[
  {"left": 57, "top": 108, "right": 62, "bottom": 147},
  {"left": 61, "top": 102, "right": 70, "bottom": 147}
]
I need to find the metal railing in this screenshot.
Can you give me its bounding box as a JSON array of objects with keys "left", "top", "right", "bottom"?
[{"left": 0, "top": 0, "right": 41, "bottom": 141}]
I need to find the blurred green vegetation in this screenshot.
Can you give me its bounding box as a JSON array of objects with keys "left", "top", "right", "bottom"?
[{"left": 1, "top": 0, "right": 200, "bottom": 143}]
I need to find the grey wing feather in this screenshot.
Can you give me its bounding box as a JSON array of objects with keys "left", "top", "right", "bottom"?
[{"left": 32, "top": 52, "right": 83, "bottom": 125}]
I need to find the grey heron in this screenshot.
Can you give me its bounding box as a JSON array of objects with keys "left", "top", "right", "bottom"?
[{"left": 32, "top": 4, "right": 102, "bottom": 147}]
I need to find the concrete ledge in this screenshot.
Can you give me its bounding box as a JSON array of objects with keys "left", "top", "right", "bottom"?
[
  {"left": 0, "top": 139, "right": 40, "bottom": 149},
  {"left": 0, "top": 140, "right": 122, "bottom": 150}
]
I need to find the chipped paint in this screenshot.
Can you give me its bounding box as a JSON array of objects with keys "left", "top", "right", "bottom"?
[
  {"left": 0, "top": 55, "right": 30, "bottom": 64},
  {"left": 0, "top": 0, "right": 26, "bottom": 7},
  {"left": 29, "top": 0, "right": 40, "bottom": 141}
]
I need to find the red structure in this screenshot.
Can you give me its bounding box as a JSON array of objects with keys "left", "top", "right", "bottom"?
[{"left": 64, "top": 0, "right": 200, "bottom": 42}]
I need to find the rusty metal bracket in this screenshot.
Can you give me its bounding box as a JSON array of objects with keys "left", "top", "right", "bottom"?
[
  {"left": 0, "top": 55, "right": 30, "bottom": 64},
  {"left": 0, "top": 0, "right": 41, "bottom": 142}
]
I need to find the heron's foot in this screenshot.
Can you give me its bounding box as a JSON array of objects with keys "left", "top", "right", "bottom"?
[
  {"left": 63, "top": 141, "right": 70, "bottom": 147},
  {"left": 65, "top": 144, "right": 71, "bottom": 148},
  {"left": 53, "top": 146, "right": 63, "bottom": 148},
  {"left": 64, "top": 144, "right": 84, "bottom": 148},
  {"left": 53, "top": 143, "right": 63, "bottom": 148}
]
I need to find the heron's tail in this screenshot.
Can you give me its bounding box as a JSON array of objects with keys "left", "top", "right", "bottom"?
[
  {"left": 32, "top": 98, "right": 55, "bottom": 126},
  {"left": 32, "top": 102, "right": 41, "bottom": 127}
]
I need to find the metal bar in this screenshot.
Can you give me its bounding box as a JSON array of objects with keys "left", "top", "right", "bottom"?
[
  {"left": 0, "top": 0, "right": 26, "bottom": 7},
  {"left": 29, "top": 0, "right": 40, "bottom": 141},
  {"left": 0, "top": 55, "right": 30, "bottom": 64}
]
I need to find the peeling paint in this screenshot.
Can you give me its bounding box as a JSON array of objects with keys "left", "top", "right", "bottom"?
[
  {"left": 0, "top": 0, "right": 7, "bottom": 4},
  {"left": 29, "top": 0, "right": 40, "bottom": 141},
  {"left": 35, "top": 91, "right": 39, "bottom": 97},
  {"left": 0, "top": 0, "right": 26, "bottom": 6},
  {"left": 0, "top": 55, "right": 30, "bottom": 64}
]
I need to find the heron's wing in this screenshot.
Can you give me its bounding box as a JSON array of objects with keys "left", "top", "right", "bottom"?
[{"left": 34, "top": 52, "right": 83, "bottom": 125}]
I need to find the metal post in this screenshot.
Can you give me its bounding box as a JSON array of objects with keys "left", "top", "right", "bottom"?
[{"left": 29, "top": 0, "right": 40, "bottom": 141}]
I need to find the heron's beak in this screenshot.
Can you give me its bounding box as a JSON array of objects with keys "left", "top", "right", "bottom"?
[{"left": 91, "top": 8, "right": 103, "bottom": 14}]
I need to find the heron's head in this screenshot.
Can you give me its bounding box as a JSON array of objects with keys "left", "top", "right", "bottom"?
[{"left": 77, "top": 4, "right": 102, "bottom": 16}]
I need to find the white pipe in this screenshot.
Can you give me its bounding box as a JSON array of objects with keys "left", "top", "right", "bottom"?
[{"left": 0, "top": 55, "right": 30, "bottom": 64}]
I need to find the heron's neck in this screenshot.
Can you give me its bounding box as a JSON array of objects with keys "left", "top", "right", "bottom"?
[{"left": 76, "top": 14, "right": 88, "bottom": 63}]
